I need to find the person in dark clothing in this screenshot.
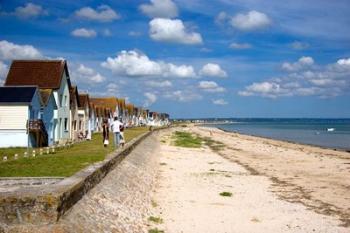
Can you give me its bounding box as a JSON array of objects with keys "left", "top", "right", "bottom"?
[{"left": 102, "top": 118, "right": 109, "bottom": 147}]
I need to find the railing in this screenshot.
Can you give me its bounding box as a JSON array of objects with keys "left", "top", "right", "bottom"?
[{"left": 28, "top": 119, "right": 48, "bottom": 147}]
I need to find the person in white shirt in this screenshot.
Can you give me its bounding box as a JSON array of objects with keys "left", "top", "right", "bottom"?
[{"left": 110, "top": 117, "right": 122, "bottom": 148}]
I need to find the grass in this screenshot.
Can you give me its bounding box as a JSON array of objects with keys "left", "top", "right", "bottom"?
[
  {"left": 202, "top": 137, "right": 226, "bottom": 152},
  {"left": 172, "top": 131, "right": 226, "bottom": 152},
  {"left": 148, "top": 228, "right": 164, "bottom": 233},
  {"left": 219, "top": 191, "right": 233, "bottom": 197},
  {"left": 151, "top": 200, "right": 158, "bottom": 207},
  {"left": 173, "top": 131, "right": 202, "bottom": 148},
  {"left": 0, "top": 127, "right": 148, "bottom": 177},
  {"left": 148, "top": 216, "right": 163, "bottom": 224}
]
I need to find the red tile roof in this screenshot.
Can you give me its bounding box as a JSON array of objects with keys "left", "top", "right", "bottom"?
[
  {"left": 90, "top": 97, "right": 118, "bottom": 111},
  {"left": 78, "top": 94, "right": 90, "bottom": 109},
  {"left": 5, "top": 60, "right": 71, "bottom": 89}
]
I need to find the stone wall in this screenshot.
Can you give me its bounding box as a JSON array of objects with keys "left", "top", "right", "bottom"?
[{"left": 0, "top": 130, "right": 153, "bottom": 226}]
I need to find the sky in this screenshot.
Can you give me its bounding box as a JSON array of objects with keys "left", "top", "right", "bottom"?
[{"left": 0, "top": 0, "right": 350, "bottom": 118}]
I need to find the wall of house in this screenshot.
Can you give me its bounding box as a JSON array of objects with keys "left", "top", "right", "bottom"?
[
  {"left": 42, "top": 95, "right": 56, "bottom": 146},
  {"left": 53, "top": 71, "right": 70, "bottom": 142},
  {"left": 0, "top": 91, "right": 41, "bottom": 147},
  {"left": 70, "top": 101, "right": 79, "bottom": 141},
  {"left": 0, "top": 105, "right": 29, "bottom": 147},
  {"left": 78, "top": 109, "right": 86, "bottom": 136}
]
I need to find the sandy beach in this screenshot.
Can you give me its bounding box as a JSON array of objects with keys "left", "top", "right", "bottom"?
[
  {"left": 3, "top": 126, "right": 349, "bottom": 233},
  {"left": 149, "top": 126, "right": 350, "bottom": 232}
]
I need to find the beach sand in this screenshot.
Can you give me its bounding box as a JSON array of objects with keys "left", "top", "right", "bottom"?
[{"left": 149, "top": 126, "right": 350, "bottom": 232}]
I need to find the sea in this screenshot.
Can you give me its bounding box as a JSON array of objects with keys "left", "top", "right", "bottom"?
[{"left": 202, "top": 118, "right": 350, "bottom": 151}]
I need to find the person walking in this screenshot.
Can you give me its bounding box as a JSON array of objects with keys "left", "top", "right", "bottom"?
[
  {"left": 102, "top": 118, "right": 109, "bottom": 147},
  {"left": 111, "top": 116, "right": 122, "bottom": 148},
  {"left": 119, "top": 121, "right": 125, "bottom": 147}
]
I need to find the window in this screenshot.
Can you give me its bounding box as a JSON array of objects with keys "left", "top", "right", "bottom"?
[
  {"left": 64, "top": 118, "right": 68, "bottom": 131},
  {"left": 64, "top": 95, "right": 67, "bottom": 107},
  {"left": 60, "top": 94, "right": 63, "bottom": 107}
]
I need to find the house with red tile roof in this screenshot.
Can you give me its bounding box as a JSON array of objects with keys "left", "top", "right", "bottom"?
[
  {"left": 69, "top": 85, "right": 80, "bottom": 141},
  {"left": 0, "top": 86, "right": 47, "bottom": 148},
  {"left": 5, "top": 60, "right": 72, "bottom": 144},
  {"left": 78, "top": 93, "right": 91, "bottom": 140}
]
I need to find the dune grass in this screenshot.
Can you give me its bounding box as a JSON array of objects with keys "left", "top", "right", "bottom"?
[
  {"left": 173, "top": 131, "right": 202, "bottom": 148},
  {"left": 148, "top": 216, "right": 163, "bottom": 224},
  {"left": 220, "top": 191, "right": 233, "bottom": 197},
  {"left": 0, "top": 127, "right": 148, "bottom": 177}
]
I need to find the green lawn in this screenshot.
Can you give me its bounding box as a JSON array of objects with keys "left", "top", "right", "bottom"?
[{"left": 0, "top": 127, "right": 149, "bottom": 177}]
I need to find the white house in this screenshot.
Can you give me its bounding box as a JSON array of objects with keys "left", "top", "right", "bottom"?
[
  {"left": 78, "top": 94, "right": 90, "bottom": 140},
  {"left": 69, "top": 85, "right": 80, "bottom": 141},
  {"left": 0, "top": 86, "right": 45, "bottom": 148},
  {"left": 5, "top": 60, "right": 72, "bottom": 144}
]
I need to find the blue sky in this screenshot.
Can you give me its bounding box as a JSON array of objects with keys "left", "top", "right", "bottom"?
[{"left": 0, "top": 0, "right": 350, "bottom": 118}]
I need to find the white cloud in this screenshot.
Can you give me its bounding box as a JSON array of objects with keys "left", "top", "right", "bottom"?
[
  {"left": 167, "top": 64, "right": 196, "bottom": 78},
  {"left": 239, "top": 57, "right": 350, "bottom": 98},
  {"left": 75, "top": 5, "right": 119, "bottom": 22},
  {"left": 0, "top": 40, "right": 43, "bottom": 60},
  {"left": 337, "top": 58, "right": 350, "bottom": 66},
  {"left": 144, "top": 92, "right": 157, "bottom": 107},
  {"left": 128, "top": 31, "right": 142, "bottom": 37},
  {"left": 198, "top": 81, "right": 226, "bottom": 93},
  {"left": 199, "top": 63, "right": 227, "bottom": 78},
  {"left": 238, "top": 82, "right": 289, "bottom": 98},
  {"left": 102, "top": 29, "right": 112, "bottom": 37},
  {"left": 0, "top": 61, "right": 8, "bottom": 84},
  {"left": 212, "top": 99, "right": 228, "bottom": 105},
  {"left": 139, "top": 0, "right": 178, "bottom": 18},
  {"left": 229, "top": 42, "right": 252, "bottom": 49},
  {"left": 231, "top": 10, "right": 271, "bottom": 31},
  {"left": 12, "top": 3, "right": 48, "bottom": 18},
  {"left": 71, "top": 28, "right": 97, "bottom": 38},
  {"left": 72, "top": 64, "right": 106, "bottom": 84},
  {"left": 290, "top": 41, "right": 309, "bottom": 50},
  {"left": 281, "top": 56, "right": 314, "bottom": 72},
  {"left": 164, "top": 90, "right": 202, "bottom": 102},
  {"left": 101, "top": 50, "right": 196, "bottom": 78},
  {"left": 215, "top": 11, "right": 229, "bottom": 25},
  {"left": 146, "top": 80, "right": 172, "bottom": 88},
  {"left": 149, "top": 18, "right": 203, "bottom": 45}
]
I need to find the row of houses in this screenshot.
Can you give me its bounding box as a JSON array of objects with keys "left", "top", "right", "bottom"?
[{"left": 0, "top": 60, "right": 170, "bottom": 148}]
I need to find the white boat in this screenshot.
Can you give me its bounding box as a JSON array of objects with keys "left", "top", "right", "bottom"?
[{"left": 327, "top": 128, "right": 335, "bottom": 132}]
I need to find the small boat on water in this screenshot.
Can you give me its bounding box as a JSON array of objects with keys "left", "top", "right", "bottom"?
[{"left": 327, "top": 128, "right": 335, "bottom": 132}]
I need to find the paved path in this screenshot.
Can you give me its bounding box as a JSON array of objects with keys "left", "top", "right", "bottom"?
[{"left": 59, "top": 132, "right": 160, "bottom": 233}]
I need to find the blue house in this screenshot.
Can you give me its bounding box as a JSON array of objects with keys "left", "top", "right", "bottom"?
[
  {"left": 39, "top": 89, "right": 57, "bottom": 146},
  {"left": 0, "top": 86, "right": 47, "bottom": 148}
]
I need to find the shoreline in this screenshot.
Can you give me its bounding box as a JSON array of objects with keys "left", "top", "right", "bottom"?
[
  {"left": 150, "top": 127, "right": 350, "bottom": 232},
  {"left": 191, "top": 125, "right": 350, "bottom": 227},
  {"left": 200, "top": 124, "right": 350, "bottom": 153}
]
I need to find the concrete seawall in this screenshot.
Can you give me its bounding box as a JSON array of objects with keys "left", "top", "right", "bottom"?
[{"left": 0, "top": 130, "right": 155, "bottom": 226}]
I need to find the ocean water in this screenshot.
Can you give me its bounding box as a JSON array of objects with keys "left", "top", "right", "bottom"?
[{"left": 205, "top": 119, "right": 350, "bottom": 151}]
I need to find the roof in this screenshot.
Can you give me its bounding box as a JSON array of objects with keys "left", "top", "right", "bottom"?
[
  {"left": 90, "top": 97, "right": 118, "bottom": 110},
  {"left": 5, "top": 60, "right": 71, "bottom": 89},
  {"left": 69, "top": 85, "right": 80, "bottom": 107},
  {"left": 39, "top": 89, "right": 54, "bottom": 106},
  {"left": 78, "top": 94, "right": 90, "bottom": 109},
  {"left": 0, "top": 86, "right": 37, "bottom": 103}
]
